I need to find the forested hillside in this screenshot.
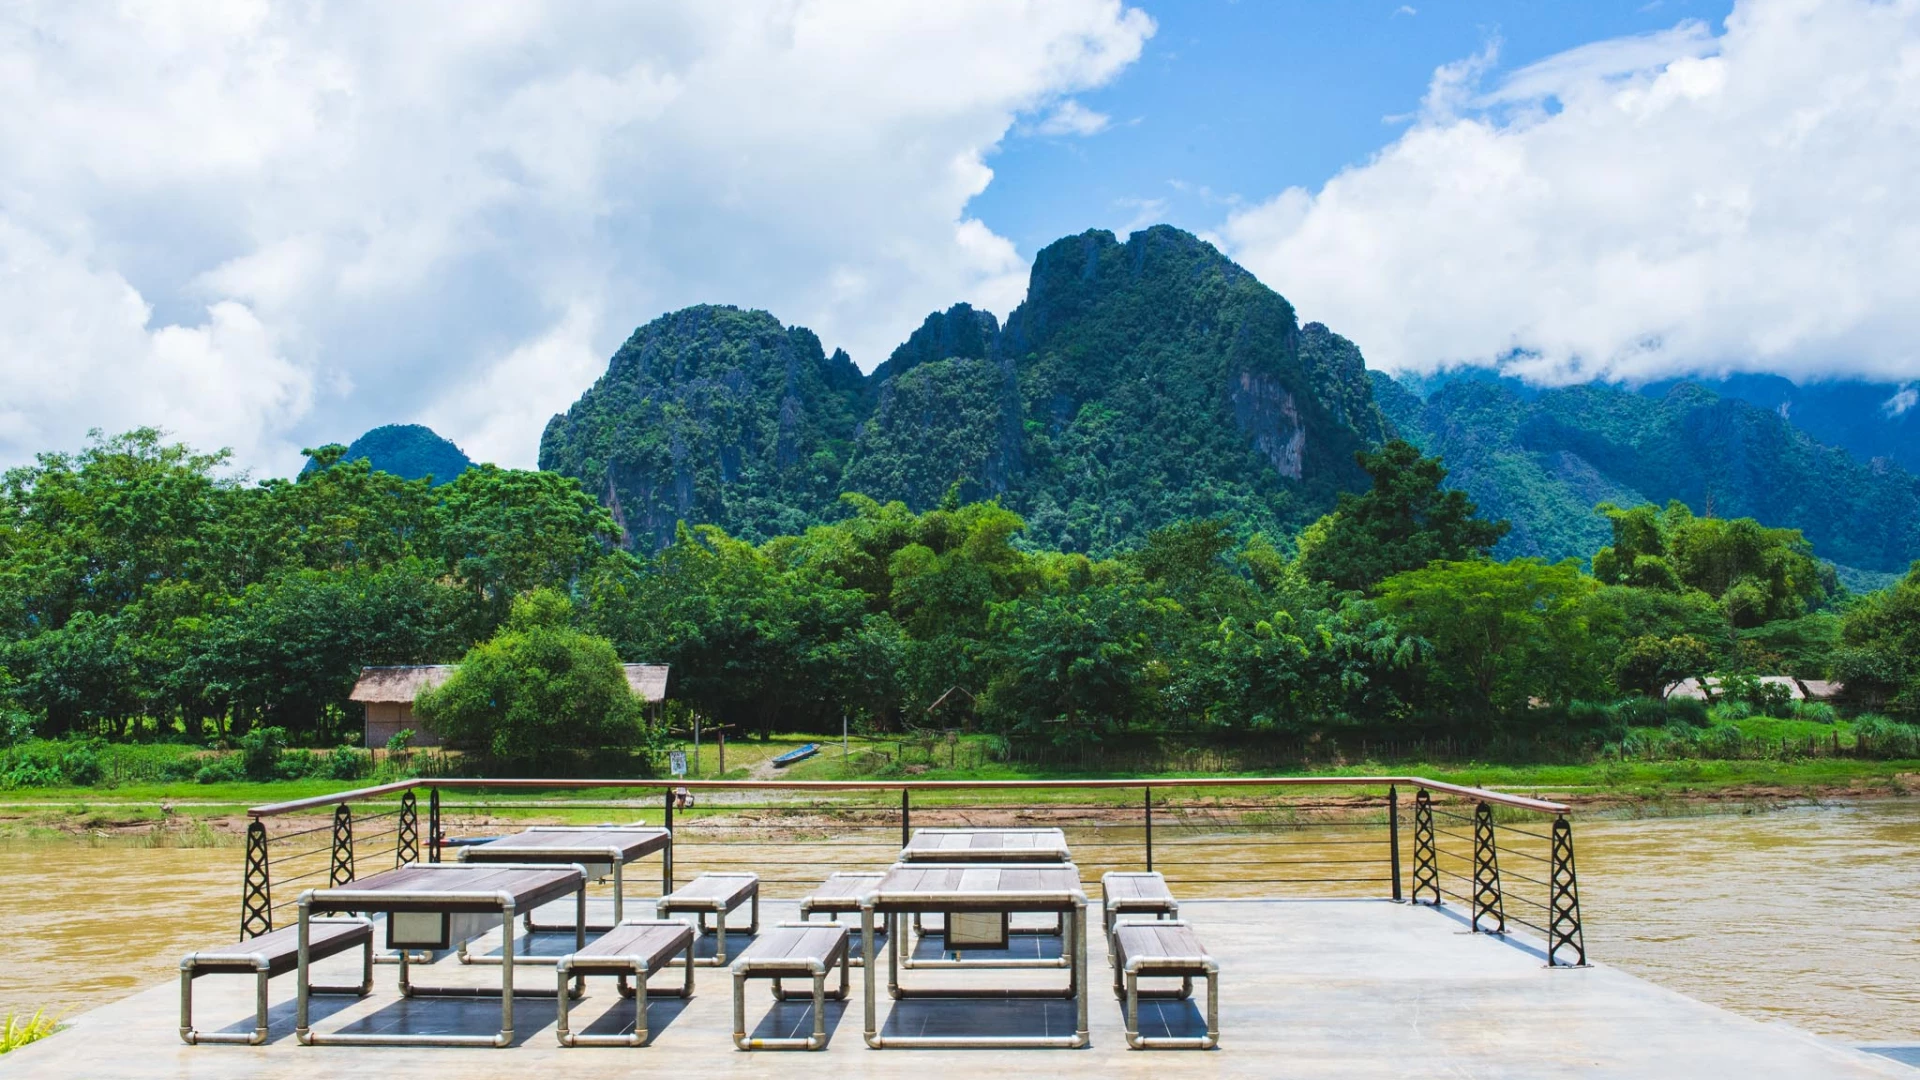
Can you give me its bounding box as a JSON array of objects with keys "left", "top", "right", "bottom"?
[
  {"left": 540, "top": 226, "right": 1389, "bottom": 555},
  {"left": 1378, "top": 373, "right": 1920, "bottom": 583},
  {"left": 304, "top": 424, "right": 473, "bottom": 485}
]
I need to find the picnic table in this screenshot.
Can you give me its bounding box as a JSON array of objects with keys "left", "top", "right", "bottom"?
[
  {"left": 459, "top": 824, "right": 671, "bottom": 930},
  {"left": 898, "top": 827, "right": 1072, "bottom": 863},
  {"left": 858, "top": 862, "right": 1089, "bottom": 1049},
  {"left": 294, "top": 862, "right": 587, "bottom": 1048},
  {"left": 900, "top": 828, "right": 1072, "bottom": 949}
]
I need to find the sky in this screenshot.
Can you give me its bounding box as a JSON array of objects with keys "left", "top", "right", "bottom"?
[{"left": 3, "top": 0, "right": 1917, "bottom": 476}]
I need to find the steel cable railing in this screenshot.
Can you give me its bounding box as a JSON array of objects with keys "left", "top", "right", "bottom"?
[{"left": 238, "top": 775, "right": 1587, "bottom": 967}]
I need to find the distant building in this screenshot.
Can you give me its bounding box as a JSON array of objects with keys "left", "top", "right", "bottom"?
[
  {"left": 349, "top": 663, "right": 670, "bottom": 749},
  {"left": 1661, "top": 675, "right": 1843, "bottom": 703}
]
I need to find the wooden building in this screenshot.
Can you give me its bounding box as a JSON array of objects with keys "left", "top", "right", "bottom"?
[{"left": 349, "top": 663, "right": 670, "bottom": 749}]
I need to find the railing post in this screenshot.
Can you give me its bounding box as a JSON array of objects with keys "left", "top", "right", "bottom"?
[
  {"left": 396, "top": 788, "right": 418, "bottom": 867},
  {"left": 1388, "top": 784, "right": 1402, "bottom": 902},
  {"left": 1548, "top": 815, "right": 1587, "bottom": 966},
  {"left": 241, "top": 819, "right": 272, "bottom": 938},
  {"left": 1411, "top": 789, "right": 1439, "bottom": 905},
  {"left": 428, "top": 786, "right": 441, "bottom": 863},
  {"left": 330, "top": 803, "right": 354, "bottom": 887},
  {"left": 1144, "top": 786, "right": 1154, "bottom": 872},
  {"left": 1470, "top": 801, "right": 1505, "bottom": 934},
  {"left": 663, "top": 787, "right": 675, "bottom": 892},
  {"left": 900, "top": 787, "right": 911, "bottom": 850}
]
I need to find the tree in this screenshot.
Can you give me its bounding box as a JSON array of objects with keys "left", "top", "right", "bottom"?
[
  {"left": 1295, "top": 441, "right": 1509, "bottom": 592},
  {"left": 977, "top": 577, "right": 1179, "bottom": 740},
  {"left": 1612, "top": 634, "right": 1715, "bottom": 697},
  {"left": 415, "top": 589, "right": 650, "bottom": 769},
  {"left": 1832, "top": 562, "right": 1920, "bottom": 714},
  {"left": 1591, "top": 501, "right": 1828, "bottom": 628},
  {"left": 430, "top": 465, "right": 616, "bottom": 613},
  {"left": 1377, "top": 558, "right": 1612, "bottom": 716}
]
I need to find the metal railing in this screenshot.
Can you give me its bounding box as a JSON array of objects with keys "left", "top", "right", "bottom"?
[{"left": 239, "top": 775, "right": 1586, "bottom": 967}]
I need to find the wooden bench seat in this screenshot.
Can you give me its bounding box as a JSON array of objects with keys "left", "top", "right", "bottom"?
[
  {"left": 1101, "top": 871, "right": 1179, "bottom": 937},
  {"left": 554, "top": 919, "right": 695, "bottom": 1047},
  {"left": 1110, "top": 919, "right": 1219, "bottom": 1050},
  {"left": 179, "top": 917, "right": 373, "bottom": 1045},
  {"left": 730, "top": 923, "right": 851, "bottom": 1050},
  {"left": 657, "top": 872, "right": 760, "bottom": 966},
  {"left": 798, "top": 872, "right": 884, "bottom": 966}
]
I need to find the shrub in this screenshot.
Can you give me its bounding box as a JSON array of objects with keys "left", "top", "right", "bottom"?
[
  {"left": 194, "top": 755, "right": 246, "bottom": 784},
  {"left": 328, "top": 746, "right": 372, "bottom": 781},
  {"left": 237, "top": 726, "right": 288, "bottom": 782},
  {"left": 1853, "top": 715, "right": 1920, "bottom": 759},
  {"left": 1790, "top": 700, "right": 1839, "bottom": 724},
  {"left": 57, "top": 741, "right": 104, "bottom": 786}
]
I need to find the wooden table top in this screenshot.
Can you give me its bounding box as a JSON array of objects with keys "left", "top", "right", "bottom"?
[
  {"left": 899, "top": 827, "right": 1071, "bottom": 862},
  {"left": 305, "top": 862, "right": 584, "bottom": 914},
  {"left": 868, "top": 863, "right": 1085, "bottom": 911},
  {"left": 460, "top": 826, "right": 670, "bottom": 862}
]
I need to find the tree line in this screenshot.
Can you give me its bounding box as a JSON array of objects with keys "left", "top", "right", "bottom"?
[{"left": 2, "top": 430, "right": 1916, "bottom": 766}]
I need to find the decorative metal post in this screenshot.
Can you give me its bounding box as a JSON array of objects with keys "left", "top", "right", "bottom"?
[
  {"left": 663, "top": 786, "right": 675, "bottom": 892},
  {"left": 1144, "top": 786, "right": 1154, "bottom": 872},
  {"left": 1411, "top": 789, "right": 1439, "bottom": 905},
  {"left": 1388, "top": 784, "right": 1402, "bottom": 902},
  {"left": 428, "top": 786, "right": 442, "bottom": 863},
  {"left": 1470, "top": 801, "right": 1505, "bottom": 934},
  {"left": 329, "top": 803, "right": 355, "bottom": 887},
  {"left": 395, "top": 788, "right": 418, "bottom": 867},
  {"left": 241, "top": 819, "right": 273, "bottom": 938},
  {"left": 1548, "top": 815, "right": 1587, "bottom": 966},
  {"left": 901, "top": 788, "right": 911, "bottom": 849}
]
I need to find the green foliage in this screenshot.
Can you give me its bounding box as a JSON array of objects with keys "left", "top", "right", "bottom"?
[
  {"left": 1377, "top": 558, "right": 1614, "bottom": 716},
  {"left": 304, "top": 424, "right": 473, "bottom": 486},
  {"left": 0, "top": 428, "right": 612, "bottom": 746},
  {"left": 1592, "top": 501, "right": 1827, "bottom": 627},
  {"left": 1612, "top": 634, "right": 1714, "bottom": 697},
  {"left": 237, "top": 725, "right": 287, "bottom": 782},
  {"left": 1, "top": 1009, "right": 58, "bottom": 1054},
  {"left": 1386, "top": 373, "right": 1920, "bottom": 576},
  {"left": 1834, "top": 562, "right": 1920, "bottom": 714},
  {"left": 417, "top": 590, "right": 651, "bottom": 768},
  {"left": 540, "top": 228, "right": 1390, "bottom": 559},
  {"left": 1295, "top": 441, "right": 1509, "bottom": 592}
]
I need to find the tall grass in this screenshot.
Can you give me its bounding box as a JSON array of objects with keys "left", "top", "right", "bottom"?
[{"left": 0, "top": 1009, "right": 57, "bottom": 1054}]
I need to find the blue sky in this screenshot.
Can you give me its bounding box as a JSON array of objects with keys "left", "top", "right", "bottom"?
[
  {"left": 977, "top": 1, "right": 1733, "bottom": 253},
  {"left": 3, "top": 0, "right": 1916, "bottom": 472}
]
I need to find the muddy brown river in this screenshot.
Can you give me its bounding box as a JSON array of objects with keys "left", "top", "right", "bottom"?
[{"left": 3, "top": 799, "right": 1918, "bottom": 1043}]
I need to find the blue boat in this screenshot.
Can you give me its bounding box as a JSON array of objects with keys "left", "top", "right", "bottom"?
[{"left": 771, "top": 743, "right": 820, "bottom": 768}]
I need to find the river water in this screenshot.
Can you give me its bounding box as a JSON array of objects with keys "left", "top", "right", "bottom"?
[{"left": 3, "top": 799, "right": 1917, "bottom": 1043}]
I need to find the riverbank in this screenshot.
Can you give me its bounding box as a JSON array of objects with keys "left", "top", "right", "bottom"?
[{"left": 2, "top": 747, "right": 1916, "bottom": 843}]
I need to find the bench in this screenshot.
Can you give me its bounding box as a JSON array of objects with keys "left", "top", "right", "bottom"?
[
  {"left": 731, "top": 923, "right": 850, "bottom": 1050},
  {"left": 1110, "top": 919, "right": 1219, "bottom": 1050},
  {"left": 179, "top": 917, "right": 373, "bottom": 1045},
  {"left": 657, "top": 872, "right": 760, "bottom": 966},
  {"left": 554, "top": 919, "right": 695, "bottom": 1047},
  {"left": 798, "top": 872, "right": 884, "bottom": 966},
  {"left": 1101, "top": 870, "right": 1180, "bottom": 938}
]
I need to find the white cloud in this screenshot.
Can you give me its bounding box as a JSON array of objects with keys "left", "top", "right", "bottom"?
[
  {"left": 1885, "top": 387, "right": 1919, "bottom": 417},
  {"left": 1031, "top": 99, "right": 1114, "bottom": 136},
  {"left": 1221, "top": 0, "right": 1920, "bottom": 387},
  {"left": 0, "top": 1, "right": 1153, "bottom": 471}
]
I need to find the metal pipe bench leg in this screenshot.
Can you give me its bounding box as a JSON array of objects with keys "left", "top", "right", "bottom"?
[
  {"left": 1123, "top": 961, "right": 1218, "bottom": 1050},
  {"left": 556, "top": 935, "right": 695, "bottom": 1048},
  {"left": 735, "top": 958, "right": 846, "bottom": 1049},
  {"left": 181, "top": 933, "right": 372, "bottom": 1046}
]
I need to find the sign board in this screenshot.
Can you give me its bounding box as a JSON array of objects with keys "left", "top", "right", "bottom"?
[{"left": 669, "top": 750, "right": 687, "bottom": 777}]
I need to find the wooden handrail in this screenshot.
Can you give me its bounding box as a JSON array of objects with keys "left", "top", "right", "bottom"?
[{"left": 249, "top": 775, "right": 1570, "bottom": 817}]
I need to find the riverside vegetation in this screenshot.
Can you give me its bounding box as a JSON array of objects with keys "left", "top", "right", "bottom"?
[{"left": 3, "top": 224, "right": 1919, "bottom": 798}]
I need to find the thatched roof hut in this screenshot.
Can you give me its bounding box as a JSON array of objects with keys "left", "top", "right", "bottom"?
[{"left": 348, "top": 663, "right": 670, "bottom": 749}]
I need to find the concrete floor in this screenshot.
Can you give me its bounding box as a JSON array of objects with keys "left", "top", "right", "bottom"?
[{"left": 2, "top": 898, "right": 1912, "bottom": 1079}]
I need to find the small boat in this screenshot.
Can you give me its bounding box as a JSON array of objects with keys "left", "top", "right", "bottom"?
[{"left": 771, "top": 743, "right": 820, "bottom": 768}]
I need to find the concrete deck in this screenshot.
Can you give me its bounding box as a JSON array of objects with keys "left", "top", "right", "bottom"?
[{"left": 2, "top": 898, "right": 1911, "bottom": 1078}]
